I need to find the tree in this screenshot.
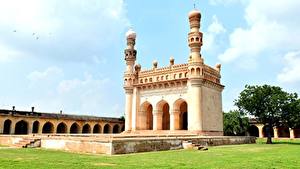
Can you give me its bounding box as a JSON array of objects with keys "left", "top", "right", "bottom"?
[
  {"left": 223, "top": 110, "right": 249, "bottom": 136},
  {"left": 235, "top": 85, "right": 294, "bottom": 144},
  {"left": 282, "top": 94, "right": 300, "bottom": 129}
]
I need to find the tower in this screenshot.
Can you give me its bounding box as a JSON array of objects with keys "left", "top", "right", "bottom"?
[
  {"left": 187, "top": 9, "right": 205, "bottom": 131},
  {"left": 124, "top": 29, "right": 137, "bottom": 131}
]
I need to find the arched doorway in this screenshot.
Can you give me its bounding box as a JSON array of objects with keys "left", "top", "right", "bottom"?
[
  {"left": 173, "top": 99, "right": 188, "bottom": 130},
  {"left": 121, "top": 125, "right": 125, "bottom": 132},
  {"left": 156, "top": 100, "right": 170, "bottom": 130},
  {"left": 263, "top": 125, "right": 274, "bottom": 137},
  {"left": 56, "top": 122, "right": 67, "bottom": 133},
  {"left": 93, "top": 124, "right": 101, "bottom": 133},
  {"left": 162, "top": 103, "right": 170, "bottom": 130},
  {"left": 32, "top": 121, "right": 39, "bottom": 134},
  {"left": 3, "top": 119, "right": 12, "bottom": 134},
  {"left": 82, "top": 124, "right": 91, "bottom": 134},
  {"left": 15, "top": 120, "right": 28, "bottom": 134},
  {"left": 294, "top": 129, "right": 300, "bottom": 138},
  {"left": 70, "top": 123, "right": 80, "bottom": 134},
  {"left": 42, "top": 122, "right": 54, "bottom": 134},
  {"left": 277, "top": 126, "right": 290, "bottom": 138},
  {"left": 140, "top": 101, "right": 153, "bottom": 130},
  {"left": 103, "top": 124, "right": 110, "bottom": 133},
  {"left": 248, "top": 125, "right": 259, "bottom": 137},
  {"left": 113, "top": 124, "right": 119, "bottom": 133}
]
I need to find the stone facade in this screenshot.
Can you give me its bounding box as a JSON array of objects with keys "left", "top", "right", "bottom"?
[
  {"left": 0, "top": 109, "right": 124, "bottom": 135},
  {"left": 123, "top": 9, "right": 224, "bottom": 135},
  {"left": 248, "top": 119, "right": 300, "bottom": 138}
]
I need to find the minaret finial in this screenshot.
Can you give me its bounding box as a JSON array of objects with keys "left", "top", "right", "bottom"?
[{"left": 193, "top": 3, "right": 196, "bottom": 9}]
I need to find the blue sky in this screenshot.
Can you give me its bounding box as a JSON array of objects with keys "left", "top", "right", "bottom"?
[{"left": 0, "top": 0, "right": 299, "bottom": 117}]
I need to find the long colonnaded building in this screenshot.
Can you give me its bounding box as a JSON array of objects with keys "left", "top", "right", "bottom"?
[
  {"left": 0, "top": 107, "right": 124, "bottom": 135},
  {"left": 123, "top": 9, "right": 224, "bottom": 135}
]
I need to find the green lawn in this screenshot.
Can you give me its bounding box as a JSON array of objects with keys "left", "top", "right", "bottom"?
[{"left": 0, "top": 139, "right": 300, "bottom": 169}]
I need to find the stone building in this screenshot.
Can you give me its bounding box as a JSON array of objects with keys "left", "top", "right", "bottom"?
[
  {"left": 123, "top": 9, "right": 224, "bottom": 135},
  {"left": 0, "top": 108, "right": 124, "bottom": 135},
  {"left": 248, "top": 119, "right": 300, "bottom": 139}
]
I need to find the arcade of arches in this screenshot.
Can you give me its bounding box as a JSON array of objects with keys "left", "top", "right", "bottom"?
[
  {"left": 0, "top": 110, "right": 124, "bottom": 135},
  {"left": 138, "top": 99, "right": 188, "bottom": 131},
  {"left": 248, "top": 124, "right": 300, "bottom": 138}
]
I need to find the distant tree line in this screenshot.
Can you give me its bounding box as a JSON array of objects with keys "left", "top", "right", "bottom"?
[{"left": 224, "top": 85, "right": 300, "bottom": 144}]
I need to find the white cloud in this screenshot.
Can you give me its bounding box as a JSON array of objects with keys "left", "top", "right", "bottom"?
[
  {"left": 203, "top": 15, "right": 226, "bottom": 52},
  {"left": 0, "top": 0, "right": 129, "bottom": 63},
  {"left": 27, "top": 68, "right": 115, "bottom": 116},
  {"left": 277, "top": 51, "right": 300, "bottom": 84},
  {"left": 27, "top": 66, "right": 63, "bottom": 82},
  {"left": 218, "top": 0, "right": 300, "bottom": 66}
]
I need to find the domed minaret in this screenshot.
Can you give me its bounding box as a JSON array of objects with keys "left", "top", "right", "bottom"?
[
  {"left": 188, "top": 9, "right": 203, "bottom": 64},
  {"left": 187, "top": 9, "right": 205, "bottom": 131},
  {"left": 124, "top": 29, "right": 137, "bottom": 131}
]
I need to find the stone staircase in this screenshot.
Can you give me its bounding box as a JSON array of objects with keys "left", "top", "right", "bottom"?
[{"left": 14, "top": 138, "right": 41, "bottom": 148}]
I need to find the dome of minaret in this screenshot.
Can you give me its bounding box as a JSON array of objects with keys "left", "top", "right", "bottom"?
[
  {"left": 188, "top": 9, "right": 201, "bottom": 18},
  {"left": 126, "top": 29, "right": 136, "bottom": 39}
]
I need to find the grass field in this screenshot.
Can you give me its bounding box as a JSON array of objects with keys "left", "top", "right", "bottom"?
[{"left": 0, "top": 139, "right": 300, "bottom": 169}]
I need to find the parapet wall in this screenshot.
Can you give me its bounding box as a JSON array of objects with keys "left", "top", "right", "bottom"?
[{"left": 0, "top": 135, "right": 256, "bottom": 155}]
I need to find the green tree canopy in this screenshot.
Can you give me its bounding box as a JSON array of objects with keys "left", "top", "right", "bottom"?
[{"left": 223, "top": 110, "right": 249, "bottom": 136}]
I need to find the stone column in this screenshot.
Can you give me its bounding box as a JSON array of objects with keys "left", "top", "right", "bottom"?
[
  {"left": 290, "top": 128, "right": 295, "bottom": 139},
  {"left": 53, "top": 123, "right": 57, "bottom": 134},
  {"left": 0, "top": 119, "right": 3, "bottom": 134},
  {"left": 27, "top": 121, "right": 33, "bottom": 134},
  {"left": 187, "top": 79, "right": 202, "bottom": 131},
  {"left": 38, "top": 122, "right": 44, "bottom": 134},
  {"left": 124, "top": 89, "right": 133, "bottom": 131},
  {"left": 273, "top": 127, "right": 278, "bottom": 138},
  {"left": 153, "top": 110, "right": 162, "bottom": 130},
  {"left": 10, "top": 121, "right": 16, "bottom": 134},
  {"left": 170, "top": 109, "right": 180, "bottom": 130},
  {"left": 257, "top": 125, "right": 264, "bottom": 138}
]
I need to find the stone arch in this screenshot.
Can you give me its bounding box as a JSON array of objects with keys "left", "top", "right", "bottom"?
[
  {"left": 191, "top": 37, "right": 194, "bottom": 42},
  {"left": 191, "top": 68, "right": 195, "bottom": 75},
  {"left": 156, "top": 100, "right": 170, "bottom": 130},
  {"left": 196, "top": 67, "right": 200, "bottom": 75},
  {"left": 42, "top": 122, "right": 54, "bottom": 134},
  {"left": 113, "top": 124, "right": 120, "bottom": 133},
  {"left": 93, "top": 124, "right": 101, "bottom": 133},
  {"left": 32, "top": 121, "right": 39, "bottom": 134},
  {"left": 196, "top": 37, "right": 199, "bottom": 41},
  {"left": 82, "top": 124, "right": 91, "bottom": 134},
  {"left": 248, "top": 125, "right": 259, "bottom": 137},
  {"left": 179, "top": 73, "right": 182, "bottom": 78},
  {"left": 103, "top": 124, "right": 111, "bottom": 133},
  {"left": 277, "top": 126, "right": 290, "bottom": 138},
  {"left": 173, "top": 99, "right": 188, "bottom": 130},
  {"left": 56, "top": 122, "right": 67, "bottom": 133},
  {"left": 262, "top": 125, "right": 274, "bottom": 137},
  {"left": 70, "top": 122, "right": 80, "bottom": 134},
  {"left": 15, "top": 120, "right": 28, "bottom": 134},
  {"left": 3, "top": 119, "right": 12, "bottom": 134},
  {"left": 140, "top": 101, "right": 153, "bottom": 130}
]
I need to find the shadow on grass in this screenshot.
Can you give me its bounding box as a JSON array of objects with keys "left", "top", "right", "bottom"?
[
  {"left": 272, "top": 141, "right": 300, "bottom": 145},
  {"left": 256, "top": 138, "right": 300, "bottom": 145}
]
